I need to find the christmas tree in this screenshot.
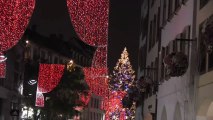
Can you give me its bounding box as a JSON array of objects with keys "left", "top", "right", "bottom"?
[{"left": 109, "top": 47, "right": 135, "bottom": 91}]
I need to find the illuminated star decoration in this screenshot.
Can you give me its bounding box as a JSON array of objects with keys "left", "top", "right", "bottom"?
[
  {"left": 0, "top": 0, "right": 35, "bottom": 78},
  {"left": 36, "top": 64, "right": 64, "bottom": 107}
]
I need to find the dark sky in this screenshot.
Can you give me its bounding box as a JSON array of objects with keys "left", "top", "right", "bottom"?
[
  {"left": 28, "top": 0, "right": 141, "bottom": 74},
  {"left": 108, "top": 0, "right": 141, "bottom": 72}
]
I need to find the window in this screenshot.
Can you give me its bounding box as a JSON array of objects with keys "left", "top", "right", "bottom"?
[
  {"left": 175, "top": 0, "right": 181, "bottom": 12},
  {"left": 157, "top": 7, "right": 161, "bottom": 41},
  {"left": 182, "top": 0, "right": 188, "bottom": 4},
  {"left": 153, "top": 15, "right": 157, "bottom": 44},
  {"left": 33, "top": 48, "right": 39, "bottom": 61},
  {"left": 149, "top": 21, "right": 153, "bottom": 51},
  {"left": 208, "top": 52, "right": 213, "bottom": 70},
  {"left": 168, "top": 0, "right": 173, "bottom": 21},
  {"left": 54, "top": 57, "right": 58, "bottom": 64},
  {"left": 200, "top": 0, "right": 210, "bottom": 9},
  {"left": 25, "top": 47, "right": 31, "bottom": 60},
  {"left": 161, "top": 47, "right": 165, "bottom": 81},
  {"left": 154, "top": 57, "right": 158, "bottom": 93},
  {"left": 163, "top": 0, "right": 167, "bottom": 25},
  {"left": 90, "top": 98, "right": 93, "bottom": 108},
  {"left": 199, "top": 22, "right": 206, "bottom": 73},
  {"left": 173, "top": 40, "right": 177, "bottom": 52}
]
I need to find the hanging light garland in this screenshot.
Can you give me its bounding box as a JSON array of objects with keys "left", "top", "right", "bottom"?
[
  {"left": 36, "top": 64, "right": 64, "bottom": 107},
  {"left": 67, "top": 0, "right": 109, "bottom": 47},
  {"left": 0, "top": 0, "right": 35, "bottom": 78},
  {"left": 105, "top": 91, "right": 126, "bottom": 120},
  {"left": 0, "top": 0, "right": 35, "bottom": 52},
  {"left": 109, "top": 48, "right": 136, "bottom": 91},
  {"left": 0, "top": 62, "right": 6, "bottom": 78},
  {"left": 67, "top": 0, "right": 111, "bottom": 119},
  {"left": 83, "top": 67, "right": 108, "bottom": 97}
]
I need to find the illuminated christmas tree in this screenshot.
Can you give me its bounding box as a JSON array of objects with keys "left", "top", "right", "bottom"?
[{"left": 109, "top": 47, "right": 135, "bottom": 91}]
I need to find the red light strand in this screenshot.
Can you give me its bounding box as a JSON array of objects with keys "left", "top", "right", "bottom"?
[
  {"left": 0, "top": 62, "right": 6, "bottom": 78},
  {"left": 0, "top": 0, "right": 35, "bottom": 78},
  {"left": 0, "top": 0, "right": 35, "bottom": 52},
  {"left": 36, "top": 64, "right": 65, "bottom": 107},
  {"left": 67, "top": 0, "right": 109, "bottom": 47}
]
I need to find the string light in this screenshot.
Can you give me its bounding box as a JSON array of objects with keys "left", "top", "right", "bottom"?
[
  {"left": 0, "top": 62, "right": 6, "bottom": 78},
  {"left": 109, "top": 48, "right": 136, "bottom": 91},
  {"left": 36, "top": 64, "right": 65, "bottom": 107},
  {"left": 105, "top": 91, "right": 126, "bottom": 120},
  {"left": 67, "top": 60, "right": 75, "bottom": 72},
  {"left": 0, "top": 0, "right": 35, "bottom": 78},
  {"left": 83, "top": 67, "right": 108, "bottom": 97},
  {"left": 0, "top": 0, "right": 35, "bottom": 52},
  {"left": 79, "top": 90, "right": 92, "bottom": 106},
  {"left": 67, "top": 0, "right": 109, "bottom": 47},
  {"left": 67, "top": 0, "right": 110, "bottom": 118}
]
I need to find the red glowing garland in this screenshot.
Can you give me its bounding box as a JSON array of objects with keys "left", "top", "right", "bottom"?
[
  {"left": 67, "top": 0, "right": 111, "bottom": 118},
  {"left": 67, "top": 0, "right": 109, "bottom": 47},
  {"left": 79, "top": 90, "right": 92, "bottom": 106},
  {"left": 0, "top": 0, "right": 35, "bottom": 52},
  {"left": 0, "top": 62, "right": 6, "bottom": 78},
  {"left": 36, "top": 64, "right": 64, "bottom": 107},
  {"left": 92, "top": 47, "right": 107, "bottom": 67},
  {"left": 105, "top": 91, "right": 126, "bottom": 120},
  {"left": 67, "top": 0, "right": 109, "bottom": 68},
  {"left": 83, "top": 67, "right": 108, "bottom": 97},
  {"left": 0, "top": 0, "right": 35, "bottom": 78}
]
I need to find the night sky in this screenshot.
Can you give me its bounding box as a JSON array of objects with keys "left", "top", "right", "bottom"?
[
  {"left": 108, "top": 0, "right": 141, "bottom": 73},
  {"left": 28, "top": 0, "right": 141, "bottom": 74}
]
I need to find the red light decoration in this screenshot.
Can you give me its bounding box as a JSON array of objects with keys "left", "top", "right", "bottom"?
[
  {"left": 0, "top": 62, "right": 6, "bottom": 78},
  {"left": 0, "top": 0, "right": 35, "bottom": 78},
  {"left": 92, "top": 47, "right": 107, "bottom": 67},
  {"left": 0, "top": 0, "right": 35, "bottom": 53},
  {"left": 79, "top": 90, "right": 92, "bottom": 106},
  {"left": 67, "top": 0, "right": 109, "bottom": 47},
  {"left": 36, "top": 64, "right": 64, "bottom": 107},
  {"left": 83, "top": 67, "right": 108, "bottom": 96},
  {"left": 105, "top": 91, "right": 126, "bottom": 120},
  {"left": 73, "top": 106, "right": 84, "bottom": 111},
  {"left": 67, "top": 0, "right": 109, "bottom": 68},
  {"left": 67, "top": 0, "right": 111, "bottom": 118}
]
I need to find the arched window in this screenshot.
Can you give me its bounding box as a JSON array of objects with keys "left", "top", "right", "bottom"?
[
  {"left": 161, "top": 106, "right": 167, "bottom": 120},
  {"left": 174, "top": 103, "right": 182, "bottom": 120}
]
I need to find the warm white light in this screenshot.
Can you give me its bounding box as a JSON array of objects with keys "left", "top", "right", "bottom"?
[
  {"left": 28, "top": 79, "right": 37, "bottom": 85},
  {"left": 0, "top": 55, "right": 7, "bottom": 63},
  {"left": 106, "top": 75, "right": 109, "bottom": 78},
  {"left": 69, "top": 60, "right": 73, "bottom": 63},
  {"left": 26, "top": 40, "right": 29, "bottom": 44}
]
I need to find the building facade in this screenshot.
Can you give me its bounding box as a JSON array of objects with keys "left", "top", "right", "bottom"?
[
  {"left": 196, "top": 0, "right": 213, "bottom": 120},
  {"left": 157, "top": 0, "right": 196, "bottom": 120},
  {"left": 137, "top": 0, "right": 213, "bottom": 120},
  {"left": 0, "top": 27, "right": 95, "bottom": 119},
  {"left": 80, "top": 94, "right": 105, "bottom": 120},
  {"left": 0, "top": 41, "right": 25, "bottom": 120}
]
